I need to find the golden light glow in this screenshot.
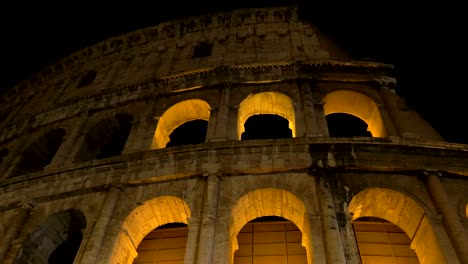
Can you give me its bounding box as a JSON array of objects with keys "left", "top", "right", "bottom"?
[
  {"left": 349, "top": 188, "right": 447, "bottom": 264},
  {"left": 323, "top": 90, "right": 387, "bottom": 137},
  {"left": 237, "top": 92, "right": 296, "bottom": 140},
  {"left": 152, "top": 99, "right": 211, "bottom": 149},
  {"left": 109, "top": 196, "right": 191, "bottom": 264},
  {"left": 230, "top": 188, "right": 312, "bottom": 264}
]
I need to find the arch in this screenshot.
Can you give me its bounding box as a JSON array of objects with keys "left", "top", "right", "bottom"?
[
  {"left": 14, "top": 209, "right": 86, "bottom": 264},
  {"left": 323, "top": 90, "right": 387, "bottom": 137},
  {"left": 12, "top": 128, "right": 66, "bottom": 176},
  {"left": 75, "top": 113, "right": 133, "bottom": 162},
  {"left": 230, "top": 188, "right": 313, "bottom": 264},
  {"left": 109, "top": 196, "right": 191, "bottom": 264},
  {"left": 466, "top": 202, "right": 468, "bottom": 219},
  {"left": 237, "top": 92, "right": 296, "bottom": 140},
  {"left": 349, "top": 188, "right": 448, "bottom": 264},
  {"left": 152, "top": 99, "right": 211, "bottom": 149}
]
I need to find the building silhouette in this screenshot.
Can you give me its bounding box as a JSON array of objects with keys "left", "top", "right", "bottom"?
[{"left": 0, "top": 5, "right": 467, "bottom": 264}]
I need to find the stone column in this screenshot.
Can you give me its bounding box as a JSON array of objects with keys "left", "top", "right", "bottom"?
[
  {"left": 425, "top": 171, "right": 468, "bottom": 263},
  {"left": 195, "top": 174, "right": 221, "bottom": 263},
  {"left": 0, "top": 202, "right": 33, "bottom": 262},
  {"left": 316, "top": 175, "right": 346, "bottom": 263},
  {"left": 79, "top": 186, "right": 122, "bottom": 264},
  {"left": 207, "top": 82, "right": 231, "bottom": 142}
]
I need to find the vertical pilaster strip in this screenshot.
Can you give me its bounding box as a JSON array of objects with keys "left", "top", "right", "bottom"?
[
  {"left": 195, "top": 174, "right": 221, "bottom": 264},
  {"left": 425, "top": 172, "right": 468, "bottom": 263},
  {"left": 317, "top": 173, "right": 346, "bottom": 263},
  {"left": 211, "top": 82, "right": 231, "bottom": 142},
  {"left": 300, "top": 81, "right": 323, "bottom": 137},
  {"left": 0, "top": 203, "right": 32, "bottom": 262},
  {"left": 79, "top": 186, "right": 122, "bottom": 264}
]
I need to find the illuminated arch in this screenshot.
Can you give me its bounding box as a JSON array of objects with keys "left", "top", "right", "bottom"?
[
  {"left": 237, "top": 92, "right": 296, "bottom": 140},
  {"left": 466, "top": 202, "right": 468, "bottom": 219},
  {"left": 230, "top": 188, "right": 313, "bottom": 264},
  {"left": 109, "top": 196, "right": 191, "bottom": 264},
  {"left": 323, "top": 90, "right": 387, "bottom": 137},
  {"left": 349, "top": 188, "right": 448, "bottom": 264},
  {"left": 152, "top": 99, "right": 211, "bottom": 149}
]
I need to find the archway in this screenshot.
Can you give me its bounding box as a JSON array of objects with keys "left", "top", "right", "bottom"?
[
  {"left": 323, "top": 90, "right": 386, "bottom": 137},
  {"left": 230, "top": 188, "right": 313, "bottom": 264},
  {"left": 349, "top": 188, "right": 448, "bottom": 264},
  {"left": 75, "top": 113, "right": 133, "bottom": 162},
  {"left": 14, "top": 209, "right": 86, "bottom": 264},
  {"left": 237, "top": 92, "right": 296, "bottom": 140},
  {"left": 152, "top": 99, "right": 211, "bottom": 149},
  {"left": 109, "top": 196, "right": 191, "bottom": 264},
  {"left": 12, "top": 128, "right": 66, "bottom": 176}
]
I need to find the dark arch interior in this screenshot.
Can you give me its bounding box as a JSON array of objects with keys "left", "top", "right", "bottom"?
[
  {"left": 241, "top": 114, "right": 292, "bottom": 140},
  {"left": 250, "top": 215, "right": 288, "bottom": 222},
  {"left": 75, "top": 113, "right": 133, "bottom": 162},
  {"left": 12, "top": 128, "right": 66, "bottom": 176},
  {"left": 166, "top": 119, "right": 208, "bottom": 147},
  {"left": 14, "top": 210, "right": 86, "bottom": 264},
  {"left": 77, "top": 70, "right": 97, "bottom": 88},
  {"left": 156, "top": 222, "right": 188, "bottom": 229},
  {"left": 326, "top": 113, "right": 372, "bottom": 137},
  {"left": 0, "top": 148, "right": 8, "bottom": 165},
  {"left": 192, "top": 42, "right": 212, "bottom": 58}
]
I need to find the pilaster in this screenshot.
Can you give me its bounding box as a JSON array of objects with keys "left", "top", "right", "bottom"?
[
  {"left": 425, "top": 171, "right": 468, "bottom": 263},
  {"left": 79, "top": 186, "right": 123, "bottom": 264},
  {"left": 0, "top": 201, "right": 34, "bottom": 263}
]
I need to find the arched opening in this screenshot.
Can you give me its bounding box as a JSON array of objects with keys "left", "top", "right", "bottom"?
[
  {"left": 234, "top": 216, "right": 307, "bottom": 264},
  {"left": 349, "top": 188, "right": 449, "bottom": 264},
  {"left": 323, "top": 90, "right": 386, "bottom": 137},
  {"left": 353, "top": 216, "right": 418, "bottom": 264},
  {"left": 326, "top": 113, "right": 372, "bottom": 137},
  {"left": 192, "top": 42, "right": 212, "bottom": 58},
  {"left": 133, "top": 222, "right": 188, "bottom": 264},
  {"left": 230, "top": 188, "right": 313, "bottom": 264},
  {"left": 14, "top": 209, "right": 86, "bottom": 264},
  {"left": 0, "top": 148, "right": 8, "bottom": 165},
  {"left": 238, "top": 92, "right": 296, "bottom": 140},
  {"left": 241, "top": 114, "right": 293, "bottom": 140},
  {"left": 12, "top": 128, "right": 66, "bottom": 176},
  {"left": 152, "top": 99, "right": 211, "bottom": 149},
  {"left": 109, "top": 196, "right": 191, "bottom": 264},
  {"left": 165, "top": 119, "right": 208, "bottom": 147},
  {"left": 77, "top": 70, "right": 97, "bottom": 88},
  {"left": 75, "top": 113, "right": 133, "bottom": 162}
]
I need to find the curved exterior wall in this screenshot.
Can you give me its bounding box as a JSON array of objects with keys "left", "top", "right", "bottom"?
[{"left": 0, "top": 6, "right": 467, "bottom": 264}]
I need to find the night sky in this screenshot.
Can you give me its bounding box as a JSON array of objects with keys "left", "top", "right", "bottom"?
[{"left": 0, "top": 1, "right": 466, "bottom": 143}]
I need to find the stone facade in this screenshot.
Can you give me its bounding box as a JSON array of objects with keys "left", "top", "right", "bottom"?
[{"left": 0, "top": 6, "right": 467, "bottom": 264}]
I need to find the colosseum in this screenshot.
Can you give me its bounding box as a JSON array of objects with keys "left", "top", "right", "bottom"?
[{"left": 0, "top": 5, "right": 467, "bottom": 264}]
